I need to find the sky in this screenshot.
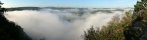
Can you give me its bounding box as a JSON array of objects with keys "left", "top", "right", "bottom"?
[{"left": 0, "top": 0, "right": 137, "bottom": 8}]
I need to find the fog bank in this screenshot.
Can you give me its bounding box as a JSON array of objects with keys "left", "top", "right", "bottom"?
[{"left": 4, "top": 9, "right": 125, "bottom": 40}]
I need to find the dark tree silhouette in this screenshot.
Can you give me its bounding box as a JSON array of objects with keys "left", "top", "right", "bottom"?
[{"left": 0, "top": 1, "right": 31, "bottom": 40}]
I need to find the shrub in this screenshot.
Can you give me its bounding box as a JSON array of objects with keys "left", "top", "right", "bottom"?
[{"left": 84, "top": 12, "right": 132, "bottom": 40}]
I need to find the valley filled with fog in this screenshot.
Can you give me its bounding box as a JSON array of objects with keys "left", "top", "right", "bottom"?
[{"left": 4, "top": 7, "right": 132, "bottom": 40}]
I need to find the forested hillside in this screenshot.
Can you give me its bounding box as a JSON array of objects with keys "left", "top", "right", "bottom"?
[{"left": 84, "top": 0, "right": 147, "bottom": 40}]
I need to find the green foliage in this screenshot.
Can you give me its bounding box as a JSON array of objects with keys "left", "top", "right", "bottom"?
[
  {"left": 134, "top": 0, "right": 147, "bottom": 21},
  {"left": 84, "top": 27, "right": 98, "bottom": 40},
  {"left": 134, "top": 1, "right": 143, "bottom": 12},
  {"left": 142, "top": 0, "right": 147, "bottom": 2},
  {"left": 84, "top": 12, "right": 132, "bottom": 40},
  {"left": 84, "top": 0, "right": 147, "bottom": 40},
  {"left": 125, "top": 0, "right": 147, "bottom": 40}
]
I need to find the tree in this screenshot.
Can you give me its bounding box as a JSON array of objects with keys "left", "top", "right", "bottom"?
[
  {"left": 0, "top": 1, "right": 32, "bottom": 40},
  {"left": 84, "top": 12, "right": 132, "bottom": 40},
  {"left": 124, "top": 0, "right": 147, "bottom": 40}
]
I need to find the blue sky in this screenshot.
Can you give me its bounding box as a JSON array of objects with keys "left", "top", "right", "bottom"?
[{"left": 1, "top": 0, "right": 137, "bottom": 8}]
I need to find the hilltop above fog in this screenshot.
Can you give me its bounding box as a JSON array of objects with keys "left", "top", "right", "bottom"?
[{"left": 6, "top": 7, "right": 133, "bottom": 13}]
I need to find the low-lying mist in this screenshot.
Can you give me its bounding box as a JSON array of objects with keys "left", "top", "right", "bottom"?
[{"left": 4, "top": 9, "right": 125, "bottom": 40}]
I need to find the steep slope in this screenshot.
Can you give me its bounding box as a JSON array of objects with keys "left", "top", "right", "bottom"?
[
  {"left": 0, "top": 8, "right": 31, "bottom": 40},
  {"left": 124, "top": 0, "right": 147, "bottom": 40}
]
